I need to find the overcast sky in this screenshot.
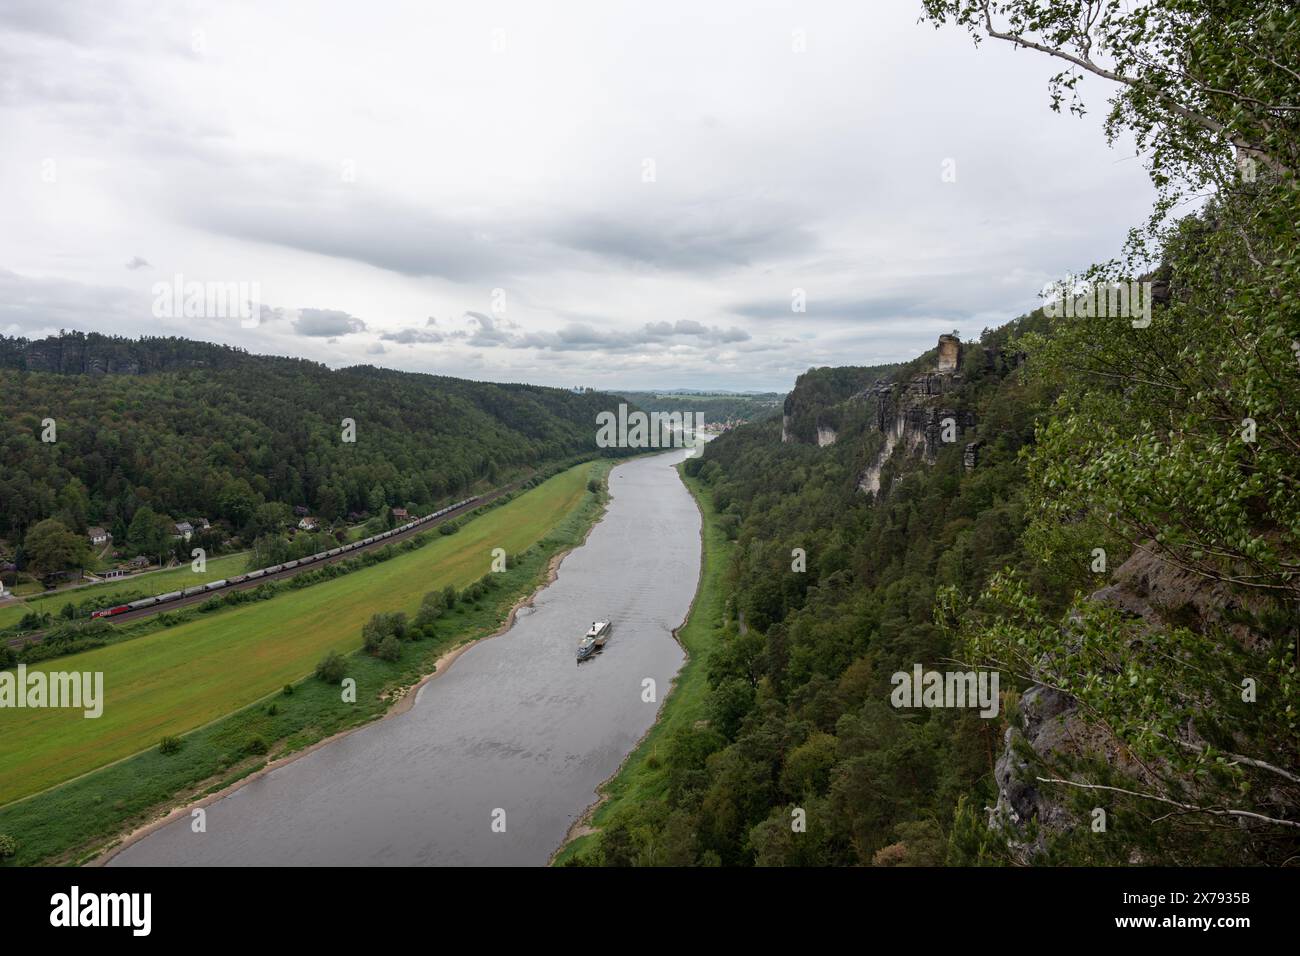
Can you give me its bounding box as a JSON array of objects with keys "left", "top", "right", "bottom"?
[{"left": 0, "top": 0, "right": 1156, "bottom": 391}]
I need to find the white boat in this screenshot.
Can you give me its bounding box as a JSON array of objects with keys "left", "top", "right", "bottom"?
[{"left": 586, "top": 620, "right": 611, "bottom": 646}]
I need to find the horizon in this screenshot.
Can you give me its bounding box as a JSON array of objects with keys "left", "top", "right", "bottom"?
[{"left": 0, "top": 0, "right": 1154, "bottom": 393}]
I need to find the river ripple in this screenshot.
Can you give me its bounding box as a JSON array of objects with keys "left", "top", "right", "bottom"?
[{"left": 108, "top": 450, "right": 699, "bottom": 866}]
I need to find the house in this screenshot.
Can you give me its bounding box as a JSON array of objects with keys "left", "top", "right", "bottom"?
[
  {"left": 127, "top": 555, "right": 151, "bottom": 569},
  {"left": 298, "top": 517, "right": 319, "bottom": 532},
  {"left": 102, "top": 568, "right": 128, "bottom": 579},
  {"left": 391, "top": 508, "right": 409, "bottom": 520},
  {"left": 173, "top": 521, "right": 195, "bottom": 541},
  {"left": 196, "top": 517, "right": 211, "bottom": 531},
  {"left": 88, "top": 527, "right": 110, "bottom": 546},
  {"left": 294, "top": 505, "right": 310, "bottom": 517}
]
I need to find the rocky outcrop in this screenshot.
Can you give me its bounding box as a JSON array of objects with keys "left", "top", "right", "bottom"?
[
  {"left": 857, "top": 336, "right": 977, "bottom": 494},
  {"left": 937, "top": 333, "right": 962, "bottom": 372},
  {"left": 987, "top": 545, "right": 1277, "bottom": 857},
  {"left": 816, "top": 426, "right": 838, "bottom": 447}
]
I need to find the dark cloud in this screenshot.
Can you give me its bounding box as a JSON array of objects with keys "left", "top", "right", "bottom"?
[
  {"left": 293, "top": 308, "right": 366, "bottom": 337},
  {"left": 380, "top": 327, "right": 444, "bottom": 345}
]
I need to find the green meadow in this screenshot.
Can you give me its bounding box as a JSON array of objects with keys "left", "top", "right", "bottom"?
[{"left": 0, "top": 463, "right": 593, "bottom": 806}]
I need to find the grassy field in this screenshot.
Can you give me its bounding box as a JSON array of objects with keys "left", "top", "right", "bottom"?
[
  {"left": 554, "top": 467, "right": 730, "bottom": 865},
  {"left": 0, "top": 552, "right": 252, "bottom": 631},
  {"left": 0, "top": 463, "right": 593, "bottom": 807}
]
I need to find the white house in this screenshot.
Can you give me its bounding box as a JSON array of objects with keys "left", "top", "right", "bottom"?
[
  {"left": 298, "top": 517, "right": 319, "bottom": 532},
  {"left": 174, "top": 521, "right": 194, "bottom": 541},
  {"left": 87, "top": 527, "right": 110, "bottom": 546}
]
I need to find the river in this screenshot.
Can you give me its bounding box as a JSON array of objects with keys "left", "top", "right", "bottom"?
[{"left": 107, "top": 449, "right": 700, "bottom": 866}]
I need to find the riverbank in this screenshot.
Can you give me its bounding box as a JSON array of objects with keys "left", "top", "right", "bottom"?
[
  {"left": 0, "top": 460, "right": 614, "bottom": 866},
  {"left": 552, "top": 466, "right": 731, "bottom": 865}
]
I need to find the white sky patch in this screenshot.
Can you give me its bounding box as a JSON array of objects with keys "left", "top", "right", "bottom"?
[{"left": 0, "top": 0, "right": 1156, "bottom": 390}]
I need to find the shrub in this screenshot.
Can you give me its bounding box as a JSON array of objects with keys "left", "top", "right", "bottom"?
[
  {"left": 587, "top": 478, "right": 600, "bottom": 493},
  {"left": 159, "top": 735, "right": 182, "bottom": 756},
  {"left": 266, "top": 702, "right": 279, "bottom": 716},
  {"left": 282, "top": 683, "right": 294, "bottom": 696},
  {"left": 315, "top": 650, "right": 346, "bottom": 684},
  {"left": 377, "top": 635, "right": 402, "bottom": 662},
  {"left": 0, "top": 834, "right": 17, "bottom": 859},
  {"left": 244, "top": 736, "right": 269, "bottom": 756}
]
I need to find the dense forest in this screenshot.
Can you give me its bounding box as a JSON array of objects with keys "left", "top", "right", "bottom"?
[
  {"left": 0, "top": 332, "right": 623, "bottom": 553},
  {"left": 575, "top": 0, "right": 1299, "bottom": 866}
]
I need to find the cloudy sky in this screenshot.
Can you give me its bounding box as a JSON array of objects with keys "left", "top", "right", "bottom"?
[{"left": 0, "top": 0, "right": 1155, "bottom": 391}]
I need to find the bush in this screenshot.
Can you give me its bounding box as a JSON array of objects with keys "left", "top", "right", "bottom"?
[
  {"left": 315, "top": 650, "right": 346, "bottom": 684},
  {"left": 159, "top": 735, "right": 182, "bottom": 756},
  {"left": 587, "top": 478, "right": 601, "bottom": 493},
  {"left": 243, "top": 736, "right": 269, "bottom": 756},
  {"left": 0, "top": 834, "right": 17, "bottom": 859},
  {"left": 377, "top": 635, "right": 402, "bottom": 661},
  {"left": 282, "top": 683, "right": 294, "bottom": 696},
  {"left": 266, "top": 702, "right": 279, "bottom": 716}
]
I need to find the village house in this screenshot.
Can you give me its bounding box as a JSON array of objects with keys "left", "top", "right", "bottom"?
[
  {"left": 298, "top": 516, "right": 319, "bottom": 532},
  {"left": 127, "top": 555, "right": 151, "bottom": 569},
  {"left": 87, "top": 527, "right": 110, "bottom": 546},
  {"left": 391, "top": 508, "right": 409, "bottom": 520},
  {"left": 173, "top": 521, "right": 195, "bottom": 541}
]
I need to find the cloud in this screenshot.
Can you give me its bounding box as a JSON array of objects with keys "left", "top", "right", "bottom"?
[
  {"left": 379, "top": 327, "right": 443, "bottom": 345},
  {"left": 293, "top": 308, "right": 366, "bottom": 337},
  {"left": 125, "top": 256, "right": 150, "bottom": 270}
]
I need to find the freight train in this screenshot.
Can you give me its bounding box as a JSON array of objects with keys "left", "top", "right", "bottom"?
[{"left": 88, "top": 497, "right": 480, "bottom": 621}]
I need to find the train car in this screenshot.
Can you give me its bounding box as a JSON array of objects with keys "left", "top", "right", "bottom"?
[
  {"left": 181, "top": 585, "right": 208, "bottom": 598},
  {"left": 229, "top": 574, "right": 249, "bottom": 585},
  {"left": 246, "top": 568, "right": 267, "bottom": 580},
  {"left": 157, "top": 590, "right": 183, "bottom": 603},
  {"left": 264, "top": 565, "right": 284, "bottom": 575},
  {"left": 128, "top": 597, "right": 159, "bottom": 610},
  {"left": 283, "top": 560, "right": 300, "bottom": 570},
  {"left": 203, "top": 579, "right": 227, "bottom": 592},
  {"left": 91, "top": 605, "right": 129, "bottom": 620}
]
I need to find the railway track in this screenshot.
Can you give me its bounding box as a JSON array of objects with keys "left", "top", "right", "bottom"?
[{"left": 6, "top": 479, "right": 528, "bottom": 651}]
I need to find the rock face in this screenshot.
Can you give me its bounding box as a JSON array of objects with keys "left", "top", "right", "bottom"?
[
  {"left": 858, "top": 335, "right": 976, "bottom": 494},
  {"left": 937, "top": 333, "right": 962, "bottom": 372},
  {"left": 987, "top": 545, "right": 1274, "bottom": 859},
  {"left": 816, "top": 426, "right": 838, "bottom": 447}
]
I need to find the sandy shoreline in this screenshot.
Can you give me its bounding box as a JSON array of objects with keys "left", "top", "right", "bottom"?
[{"left": 88, "top": 486, "right": 609, "bottom": 867}]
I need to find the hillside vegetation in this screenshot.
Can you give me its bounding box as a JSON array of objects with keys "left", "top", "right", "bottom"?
[
  {"left": 571, "top": 0, "right": 1299, "bottom": 866},
  {"left": 0, "top": 332, "right": 623, "bottom": 548}
]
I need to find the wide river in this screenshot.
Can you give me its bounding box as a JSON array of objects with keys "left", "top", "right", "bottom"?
[{"left": 108, "top": 450, "right": 699, "bottom": 866}]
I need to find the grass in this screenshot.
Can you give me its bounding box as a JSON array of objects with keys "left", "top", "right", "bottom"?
[
  {"left": 553, "top": 466, "right": 730, "bottom": 865},
  {"left": 0, "top": 462, "right": 594, "bottom": 808},
  {"left": 0, "top": 552, "right": 252, "bottom": 631},
  {"left": 0, "top": 461, "right": 612, "bottom": 866}
]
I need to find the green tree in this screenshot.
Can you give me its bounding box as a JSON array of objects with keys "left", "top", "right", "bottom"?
[{"left": 23, "top": 519, "right": 88, "bottom": 578}]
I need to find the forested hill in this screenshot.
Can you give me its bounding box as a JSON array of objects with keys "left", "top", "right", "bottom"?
[
  {"left": 0, "top": 331, "right": 622, "bottom": 544},
  {"left": 579, "top": 209, "right": 1298, "bottom": 867}
]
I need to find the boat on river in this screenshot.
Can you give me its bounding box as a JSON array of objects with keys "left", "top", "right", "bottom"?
[{"left": 576, "top": 620, "right": 611, "bottom": 662}]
